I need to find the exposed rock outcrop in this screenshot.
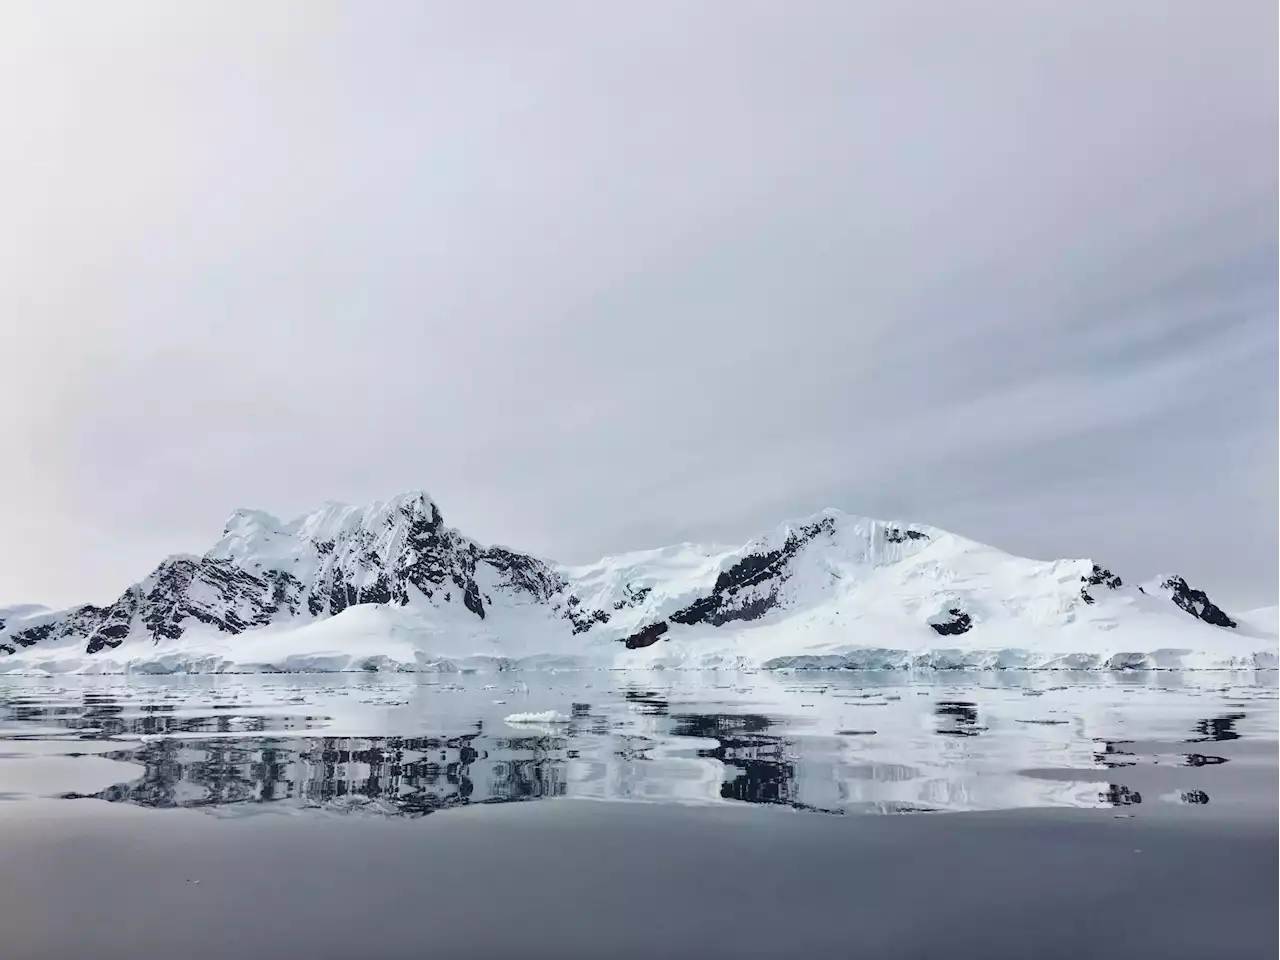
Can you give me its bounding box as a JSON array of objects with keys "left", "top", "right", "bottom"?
[
  {"left": 1159, "top": 576, "right": 1237, "bottom": 629},
  {"left": 1080, "top": 563, "right": 1122, "bottom": 605},
  {"left": 929, "top": 608, "right": 973, "bottom": 636},
  {"left": 667, "top": 517, "right": 837, "bottom": 629}
]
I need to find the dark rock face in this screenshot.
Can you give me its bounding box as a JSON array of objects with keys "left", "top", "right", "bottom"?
[
  {"left": 1080, "top": 563, "right": 1122, "bottom": 605},
  {"left": 84, "top": 588, "right": 141, "bottom": 654},
  {"left": 669, "top": 517, "right": 835, "bottom": 628},
  {"left": 462, "top": 581, "right": 485, "bottom": 619},
  {"left": 390, "top": 503, "right": 563, "bottom": 622},
  {"left": 929, "top": 608, "right": 972, "bottom": 636},
  {"left": 1084, "top": 564, "right": 1122, "bottom": 589},
  {"left": 10, "top": 621, "right": 57, "bottom": 648},
  {"left": 884, "top": 528, "right": 929, "bottom": 544},
  {"left": 616, "top": 518, "right": 837, "bottom": 647},
  {"left": 0, "top": 495, "right": 565, "bottom": 658},
  {"left": 483, "top": 547, "right": 564, "bottom": 601},
  {"left": 623, "top": 621, "right": 669, "bottom": 649},
  {"left": 141, "top": 559, "right": 200, "bottom": 640},
  {"left": 185, "top": 560, "right": 295, "bottom": 633},
  {"left": 612, "top": 584, "right": 651, "bottom": 611},
  {"left": 1161, "top": 576, "right": 1237, "bottom": 629},
  {"left": 561, "top": 594, "right": 610, "bottom": 635},
  {"left": 558, "top": 582, "right": 656, "bottom": 637}
]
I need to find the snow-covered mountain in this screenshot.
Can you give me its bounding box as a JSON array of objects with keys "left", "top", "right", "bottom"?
[{"left": 1, "top": 491, "right": 1274, "bottom": 673}]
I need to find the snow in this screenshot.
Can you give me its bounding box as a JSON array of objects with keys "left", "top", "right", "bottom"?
[
  {"left": 1, "top": 500, "right": 1275, "bottom": 675},
  {"left": 1237, "top": 605, "right": 1280, "bottom": 636}
]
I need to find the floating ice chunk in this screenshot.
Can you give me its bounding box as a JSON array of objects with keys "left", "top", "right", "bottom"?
[{"left": 503, "top": 710, "right": 570, "bottom": 723}]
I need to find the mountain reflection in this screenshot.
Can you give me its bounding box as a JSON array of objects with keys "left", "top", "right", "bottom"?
[
  {"left": 3, "top": 676, "right": 1262, "bottom": 819},
  {"left": 1100, "top": 783, "right": 1142, "bottom": 806},
  {"left": 668, "top": 712, "right": 801, "bottom": 808},
  {"left": 71, "top": 733, "right": 570, "bottom": 815},
  {"left": 0, "top": 693, "right": 323, "bottom": 738},
  {"left": 934, "top": 700, "right": 983, "bottom": 737},
  {"left": 1190, "top": 714, "right": 1246, "bottom": 742},
  {"left": 42, "top": 692, "right": 843, "bottom": 815},
  {"left": 70, "top": 710, "right": 821, "bottom": 815}
]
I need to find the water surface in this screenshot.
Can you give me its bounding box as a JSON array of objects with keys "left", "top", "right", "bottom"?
[{"left": 1, "top": 670, "right": 1274, "bottom": 817}]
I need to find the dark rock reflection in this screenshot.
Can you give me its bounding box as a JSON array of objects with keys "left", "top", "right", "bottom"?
[
  {"left": 668, "top": 712, "right": 802, "bottom": 808},
  {"left": 1100, "top": 784, "right": 1143, "bottom": 806},
  {"left": 2, "top": 680, "right": 1262, "bottom": 819},
  {"left": 1182, "top": 753, "right": 1228, "bottom": 767},
  {"left": 12, "top": 688, "right": 833, "bottom": 816},
  {"left": 0, "top": 693, "right": 324, "bottom": 738},
  {"left": 1093, "top": 740, "right": 1137, "bottom": 768},
  {"left": 65, "top": 732, "right": 573, "bottom": 815},
  {"left": 934, "top": 701, "right": 984, "bottom": 737},
  {"left": 3, "top": 692, "right": 573, "bottom": 817},
  {"left": 623, "top": 689, "right": 669, "bottom": 716},
  {"left": 1189, "top": 714, "right": 1246, "bottom": 743}
]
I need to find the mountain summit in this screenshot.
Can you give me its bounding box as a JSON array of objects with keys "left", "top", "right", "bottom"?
[{"left": 1, "top": 492, "right": 1273, "bottom": 673}]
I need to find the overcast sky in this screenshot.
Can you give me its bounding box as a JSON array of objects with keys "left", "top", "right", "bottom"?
[{"left": 1, "top": 1, "right": 1275, "bottom": 611}]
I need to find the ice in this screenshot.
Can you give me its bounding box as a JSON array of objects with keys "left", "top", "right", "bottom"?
[{"left": 504, "top": 710, "right": 571, "bottom": 724}]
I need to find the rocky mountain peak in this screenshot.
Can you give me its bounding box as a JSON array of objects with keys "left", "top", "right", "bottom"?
[
  {"left": 1, "top": 491, "right": 563, "bottom": 657},
  {"left": 1155, "top": 575, "right": 1238, "bottom": 629},
  {"left": 0, "top": 493, "right": 1255, "bottom": 669}
]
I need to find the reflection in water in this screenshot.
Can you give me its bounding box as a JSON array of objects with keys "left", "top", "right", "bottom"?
[
  {"left": 1183, "top": 753, "right": 1228, "bottom": 767},
  {"left": 1093, "top": 740, "right": 1137, "bottom": 768},
  {"left": 0, "top": 674, "right": 1271, "bottom": 819},
  {"left": 1190, "top": 714, "right": 1246, "bottom": 742},
  {"left": 668, "top": 713, "right": 802, "bottom": 809},
  {"left": 1100, "top": 784, "right": 1143, "bottom": 806},
  {"left": 934, "top": 701, "right": 983, "bottom": 737},
  {"left": 624, "top": 690, "right": 669, "bottom": 716},
  {"left": 74, "top": 733, "right": 566, "bottom": 815},
  {"left": 0, "top": 694, "right": 323, "bottom": 739},
  {"left": 63, "top": 709, "right": 824, "bottom": 816}
]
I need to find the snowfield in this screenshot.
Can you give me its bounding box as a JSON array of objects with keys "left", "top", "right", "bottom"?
[{"left": 1, "top": 492, "right": 1275, "bottom": 674}]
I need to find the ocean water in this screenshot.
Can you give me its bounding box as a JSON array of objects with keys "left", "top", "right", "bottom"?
[{"left": 1, "top": 669, "right": 1275, "bottom": 958}]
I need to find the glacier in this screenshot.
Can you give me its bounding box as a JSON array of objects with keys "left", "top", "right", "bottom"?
[{"left": 1, "top": 490, "right": 1275, "bottom": 674}]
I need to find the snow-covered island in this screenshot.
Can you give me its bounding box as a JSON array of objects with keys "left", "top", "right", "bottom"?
[{"left": 2, "top": 491, "right": 1274, "bottom": 674}]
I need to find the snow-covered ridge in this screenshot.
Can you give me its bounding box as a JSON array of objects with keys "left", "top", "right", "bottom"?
[{"left": 1, "top": 492, "right": 1274, "bottom": 673}]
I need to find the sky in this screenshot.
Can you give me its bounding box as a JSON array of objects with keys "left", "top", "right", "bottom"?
[{"left": 0, "top": 1, "right": 1276, "bottom": 611}]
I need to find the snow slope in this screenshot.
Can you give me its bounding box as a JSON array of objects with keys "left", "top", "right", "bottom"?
[{"left": 1, "top": 492, "right": 1274, "bottom": 673}]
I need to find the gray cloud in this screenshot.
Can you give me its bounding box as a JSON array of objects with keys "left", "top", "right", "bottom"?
[{"left": 1, "top": 1, "right": 1275, "bottom": 610}]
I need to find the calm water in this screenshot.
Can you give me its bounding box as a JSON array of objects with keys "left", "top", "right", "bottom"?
[
  {"left": 1, "top": 670, "right": 1275, "bottom": 816},
  {"left": 1, "top": 670, "right": 1275, "bottom": 960}
]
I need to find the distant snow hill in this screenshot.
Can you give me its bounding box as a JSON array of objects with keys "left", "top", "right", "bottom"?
[{"left": 2, "top": 491, "right": 1275, "bottom": 674}]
